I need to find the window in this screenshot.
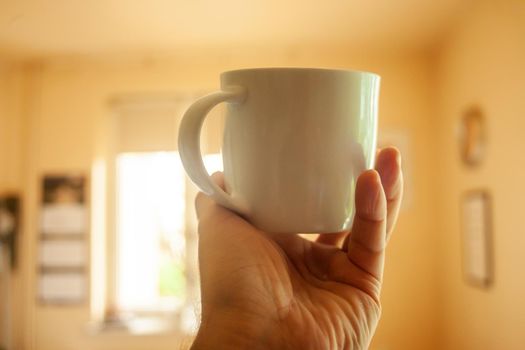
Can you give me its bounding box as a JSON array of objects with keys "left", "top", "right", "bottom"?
[
  {"left": 95, "top": 96, "right": 225, "bottom": 333},
  {"left": 116, "top": 152, "right": 186, "bottom": 312},
  {"left": 115, "top": 151, "right": 222, "bottom": 315}
]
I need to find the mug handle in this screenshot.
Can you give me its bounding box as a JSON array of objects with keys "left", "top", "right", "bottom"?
[{"left": 178, "top": 86, "right": 247, "bottom": 213}]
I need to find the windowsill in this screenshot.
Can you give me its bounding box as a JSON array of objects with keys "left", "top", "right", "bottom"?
[{"left": 86, "top": 315, "right": 196, "bottom": 337}]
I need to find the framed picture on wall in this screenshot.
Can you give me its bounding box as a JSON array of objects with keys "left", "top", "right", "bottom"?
[{"left": 460, "top": 190, "right": 493, "bottom": 288}]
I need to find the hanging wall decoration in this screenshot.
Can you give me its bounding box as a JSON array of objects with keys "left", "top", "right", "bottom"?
[
  {"left": 0, "top": 194, "right": 20, "bottom": 269},
  {"left": 458, "top": 106, "right": 486, "bottom": 167},
  {"left": 38, "top": 174, "right": 89, "bottom": 304}
]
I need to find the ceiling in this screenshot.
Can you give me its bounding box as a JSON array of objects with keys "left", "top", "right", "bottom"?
[{"left": 0, "top": 0, "right": 473, "bottom": 58}]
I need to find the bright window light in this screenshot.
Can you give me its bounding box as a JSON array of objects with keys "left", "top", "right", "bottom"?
[
  {"left": 116, "top": 152, "right": 186, "bottom": 312},
  {"left": 115, "top": 151, "right": 222, "bottom": 313},
  {"left": 203, "top": 153, "right": 223, "bottom": 174}
]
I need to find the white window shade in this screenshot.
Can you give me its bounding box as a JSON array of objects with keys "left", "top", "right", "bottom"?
[
  {"left": 111, "top": 94, "right": 225, "bottom": 154},
  {"left": 113, "top": 99, "right": 188, "bottom": 153}
]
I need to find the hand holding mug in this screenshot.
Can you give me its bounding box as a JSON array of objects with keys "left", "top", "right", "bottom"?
[{"left": 190, "top": 147, "right": 403, "bottom": 350}]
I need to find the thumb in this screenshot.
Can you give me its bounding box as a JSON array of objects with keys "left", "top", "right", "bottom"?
[{"left": 345, "top": 170, "right": 387, "bottom": 281}]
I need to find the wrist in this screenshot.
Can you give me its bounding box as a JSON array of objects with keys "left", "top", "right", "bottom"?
[{"left": 191, "top": 309, "right": 285, "bottom": 350}]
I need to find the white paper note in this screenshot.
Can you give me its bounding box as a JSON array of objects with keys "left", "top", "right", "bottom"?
[
  {"left": 39, "top": 240, "right": 86, "bottom": 267},
  {"left": 41, "top": 203, "right": 86, "bottom": 235},
  {"left": 39, "top": 273, "right": 86, "bottom": 303}
]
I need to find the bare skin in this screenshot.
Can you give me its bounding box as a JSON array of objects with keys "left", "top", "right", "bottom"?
[{"left": 191, "top": 147, "right": 403, "bottom": 350}]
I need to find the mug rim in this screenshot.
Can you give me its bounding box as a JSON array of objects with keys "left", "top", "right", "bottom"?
[{"left": 221, "top": 67, "right": 380, "bottom": 80}]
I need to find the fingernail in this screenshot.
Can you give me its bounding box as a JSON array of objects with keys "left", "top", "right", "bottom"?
[{"left": 366, "top": 171, "right": 386, "bottom": 221}]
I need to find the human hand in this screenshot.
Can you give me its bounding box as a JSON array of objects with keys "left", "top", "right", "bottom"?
[{"left": 191, "top": 147, "right": 403, "bottom": 350}]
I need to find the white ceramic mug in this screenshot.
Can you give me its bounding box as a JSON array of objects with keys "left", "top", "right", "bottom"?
[{"left": 178, "top": 68, "right": 380, "bottom": 233}]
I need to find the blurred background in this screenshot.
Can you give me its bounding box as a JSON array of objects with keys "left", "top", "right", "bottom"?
[{"left": 0, "top": 0, "right": 524, "bottom": 349}]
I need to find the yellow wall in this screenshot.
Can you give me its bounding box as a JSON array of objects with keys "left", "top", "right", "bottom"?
[
  {"left": 3, "top": 48, "right": 440, "bottom": 350},
  {"left": 436, "top": 1, "right": 525, "bottom": 349},
  {"left": 0, "top": 62, "right": 23, "bottom": 191},
  {"left": 0, "top": 60, "right": 10, "bottom": 348},
  {"left": 0, "top": 61, "right": 29, "bottom": 350}
]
